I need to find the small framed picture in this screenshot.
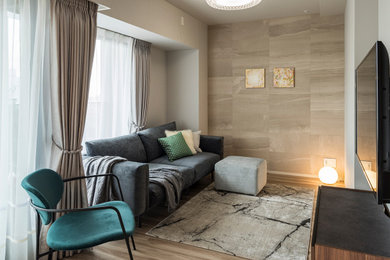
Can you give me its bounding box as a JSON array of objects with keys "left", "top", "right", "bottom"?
[
  {"left": 273, "top": 67, "right": 295, "bottom": 88},
  {"left": 246, "top": 68, "right": 265, "bottom": 89}
]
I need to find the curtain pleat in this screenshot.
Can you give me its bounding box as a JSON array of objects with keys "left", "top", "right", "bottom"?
[
  {"left": 130, "top": 39, "right": 151, "bottom": 133},
  {"left": 49, "top": 0, "right": 97, "bottom": 258}
]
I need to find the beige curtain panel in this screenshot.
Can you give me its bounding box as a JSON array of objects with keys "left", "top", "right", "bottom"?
[
  {"left": 49, "top": 0, "right": 97, "bottom": 257},
  {"left": 130, "top": 39, "right": 151, "bottom": 133}
]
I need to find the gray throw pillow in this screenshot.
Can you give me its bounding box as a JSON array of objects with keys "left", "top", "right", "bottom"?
[{"left": 138, "top": 121, "right": 176, "bottom": 161}]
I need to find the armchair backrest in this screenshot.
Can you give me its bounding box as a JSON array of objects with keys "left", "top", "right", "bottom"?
[{"left": 21, "top": 169, "right": 64, "bottom": 225}]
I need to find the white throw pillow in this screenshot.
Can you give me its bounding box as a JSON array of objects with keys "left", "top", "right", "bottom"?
[
  {"left": 165, "top": 130, "right": 197, "bottom": 155},
  {"left": 192, "top": 130, "right": 202, "bottom": 152}
]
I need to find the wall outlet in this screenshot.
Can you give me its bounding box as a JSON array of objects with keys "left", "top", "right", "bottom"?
[
  {"left": 324, "top": 158, "right": 337, "bottom": 168},
  {"left": 361, "top": 161, "right": 372, "bottom": 171}
]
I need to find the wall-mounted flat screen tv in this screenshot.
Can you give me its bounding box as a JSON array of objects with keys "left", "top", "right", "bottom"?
[{"left": 356, "top": 41, "right": 390, "bottom": 204}]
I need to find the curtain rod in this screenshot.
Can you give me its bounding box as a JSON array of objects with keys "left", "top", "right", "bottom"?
[{"left": 97, "top": 26, "right": 151, "bottom": 45}]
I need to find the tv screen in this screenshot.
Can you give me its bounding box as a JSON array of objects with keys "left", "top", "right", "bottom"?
[{"left": 356, "top": 41, "right": 390, "bottom": 204}]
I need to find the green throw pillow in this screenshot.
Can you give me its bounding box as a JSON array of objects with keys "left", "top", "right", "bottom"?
[{"left": 158, "top": 132, "right": 193, "bottom": 161}]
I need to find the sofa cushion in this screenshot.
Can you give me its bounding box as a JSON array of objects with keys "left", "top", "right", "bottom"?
[
  {"left": 165, "top": 130, "right": 197, "bottom": 154},
  {"left": 149, "top": 183, "right": 165, "bottom": 208},
  {"left": 192, "top": 131, "right": 202, "bottom": 153},
  {"left": 148, "top": 163, "right": 195, "bottom": 208},
  {"left": 148, "top": 163, "right": 195, "bottom": 189},
  {"left": 85, "top": 134, "right": 147, "bottom": 163},
  {"left": 158, "top": 132, "right": 193, "bottom": 161},
  {"left": 138, "top": 121, "right": 176, "bottom": 162},
  {"left": 150, "top": 152, "right": 220, "bottom": 183}
]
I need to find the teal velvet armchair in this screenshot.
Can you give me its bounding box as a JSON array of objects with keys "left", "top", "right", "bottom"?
[{"left": 21, "top": 169, "right": 136, "bottom": 260}]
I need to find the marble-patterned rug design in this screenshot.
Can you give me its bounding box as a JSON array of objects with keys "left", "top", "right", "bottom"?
[{"left": 147, "top": 184, "right": 315, "bottom": 260}]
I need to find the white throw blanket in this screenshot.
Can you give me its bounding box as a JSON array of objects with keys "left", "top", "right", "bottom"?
[{"left": 83, "top": 156, "right": 126, "bottom": 206}]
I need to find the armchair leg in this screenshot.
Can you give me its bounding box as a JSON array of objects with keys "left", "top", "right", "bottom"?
[
  {"left": 124, "top": 236, "right": 134, "bottom": 260},
  {"left": 48, "top": 248, "right": 53, "bottom": 260},
  {"left": 131, "top": 235, "right": 136, "bottom": 250},
  {"left": 35, "top": 211, "right": 41, "bottom": 260}
]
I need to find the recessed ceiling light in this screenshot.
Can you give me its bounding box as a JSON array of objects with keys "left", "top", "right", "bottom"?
[
  {"left": 98, "top": 4, "right": 110, "bottom": 12},
  {"left": 205, "top": 0, "right": 263, "bottom": 10}
]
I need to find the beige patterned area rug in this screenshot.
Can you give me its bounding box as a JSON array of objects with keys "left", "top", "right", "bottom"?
[{"left": 147, "top": 184, "right": 315, "bottom": 260}]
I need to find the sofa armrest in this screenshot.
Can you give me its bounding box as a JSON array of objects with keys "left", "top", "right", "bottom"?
[
  {"left": 112, "top": 161, "right": 149, "bottom": 217},
  {"left": 199, "top": 135, "right": 224, "bottom": 159}
]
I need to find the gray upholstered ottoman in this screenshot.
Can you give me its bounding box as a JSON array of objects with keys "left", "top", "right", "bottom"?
[{"left": 214, "top": 156, "right": 267, "bottom": 196}]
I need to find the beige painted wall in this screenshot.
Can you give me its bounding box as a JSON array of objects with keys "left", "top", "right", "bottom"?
[
  {"left": 147, "top": 47, "right": 168, "bottom": 127},
  {"left": 208, "top": 14, "right": 345, "bottom": 179},
  {"left": 379, "top": 0, "right": 390, "bottom": 47},
  {"left": 344, "top": 0, "right": 356, "bottom": 188},
  {"left": 167, "top": 50, "right": 199, "bottom": 130},
  {"left": 92, "top": 0, "right": 208, "bottom": 132}
]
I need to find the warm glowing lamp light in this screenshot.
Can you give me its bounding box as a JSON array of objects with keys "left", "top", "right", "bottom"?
[
  {"left": 318, "top": 166, "right": 338, "bottom": 184},
  {"left": 365, "top": 170, "right": 377, "bottom": 190}
]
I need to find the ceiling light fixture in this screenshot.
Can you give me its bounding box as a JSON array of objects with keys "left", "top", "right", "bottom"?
[{"left": 205, "top": 0, "right": 262, "bottom": 10}]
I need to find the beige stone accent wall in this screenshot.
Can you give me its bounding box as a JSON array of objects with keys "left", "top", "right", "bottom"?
[{"left": 208, "top": 14, "right": 344, "bottom": 179}]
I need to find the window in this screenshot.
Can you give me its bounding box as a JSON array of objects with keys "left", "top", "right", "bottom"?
[
  {"left": 8, "top": 10, "right": 21, "bottom": 103},
  {"left": 1, "top": 1, "right": 51, "bottom": 258},
  {"left": 4, "top": 9, "right": 21, "bottom": 177},
  {"left": 83, "top": 28, "right": 134, "bottom": 144}
]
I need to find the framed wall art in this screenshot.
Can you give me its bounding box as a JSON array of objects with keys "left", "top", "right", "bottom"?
[
  {"left": 273, "top": 67, "right": 295, "bottom": 88},
  {"left": 246, "top": 68, "right": 265, "bottom": 89}
]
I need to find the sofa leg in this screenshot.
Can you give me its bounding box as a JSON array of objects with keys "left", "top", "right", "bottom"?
[{"left": 137, "top": 216, "right": 142, "bottom": 228}]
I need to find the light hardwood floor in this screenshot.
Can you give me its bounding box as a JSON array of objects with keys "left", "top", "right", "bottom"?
[{"left": 68, "top": 173, "right": 343, "bottom": 260}]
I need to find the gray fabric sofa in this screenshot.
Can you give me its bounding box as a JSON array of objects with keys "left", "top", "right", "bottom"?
[{"left": 84, "top": 121, "right": 224, "bottom": 218}]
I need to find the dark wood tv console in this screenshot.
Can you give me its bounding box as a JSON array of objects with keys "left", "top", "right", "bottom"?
[{"left": 311, "top": 186, "right": 390, "bottom": 260}]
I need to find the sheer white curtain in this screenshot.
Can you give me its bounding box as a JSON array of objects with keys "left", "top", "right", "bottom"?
[
  {"left": 0, "top": 0, "right": 51, "bottom": 259},
  {"left": 83, "top": 28, "right": 134, "bottom": 143}
]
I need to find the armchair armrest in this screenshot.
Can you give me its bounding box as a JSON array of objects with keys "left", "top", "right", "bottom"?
[
  {"left": 112, "top": 161, "right": 149, "bottom": 217},
  {"left": 200, "top": 135, "right": 224, "bottom": 159},
  {"left": 30, "top": 200, "right": 121, "bottom": 214},
  {"left": 30, "top": 201, "right": 129, "bottom": 235}
]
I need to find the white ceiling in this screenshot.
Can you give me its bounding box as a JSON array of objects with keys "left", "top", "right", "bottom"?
[
  {"left": 97, "top": 13, "right": 191, "bottom": 51},
  {"left": 165, "top": 0, "right": 346, "bottom": 25}
]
